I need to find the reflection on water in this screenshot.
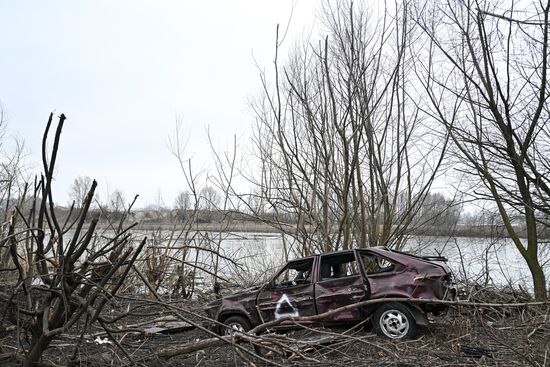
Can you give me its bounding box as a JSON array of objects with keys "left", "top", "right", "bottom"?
[
  {"left": 40, "top": 229, "right": 550, "bottom": 295},
  {"left": 405, "top": 236, "right": 549, "bottom": 290},
  {"left": 159, "top": 232, "right": 548, "bottom": 293},
  {"left": 208, "top": 233, "right": 549, "bottom": 291}
]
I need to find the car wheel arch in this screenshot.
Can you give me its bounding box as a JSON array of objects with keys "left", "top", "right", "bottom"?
[
  {"left": 366, "top": 300, "right": 429, "bottom": 327},
  {"left": 404, "top": 303, "right": 429, "bottom": 326},
  {"left": 219, "top": 310, "right": 252, "bottom": 325}
]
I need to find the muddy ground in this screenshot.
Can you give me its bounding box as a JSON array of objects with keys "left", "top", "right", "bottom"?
[{"left": 1, "top": 295, "right": 549, "bottom": 367}]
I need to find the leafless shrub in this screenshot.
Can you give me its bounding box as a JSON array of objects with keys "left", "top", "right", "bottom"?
[{"left": 0, "top": 113, "right": 145, "bottom": 366}]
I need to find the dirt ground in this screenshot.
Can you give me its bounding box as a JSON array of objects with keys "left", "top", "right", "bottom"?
[{"left": 1, "top": 296, "right": 549, "bottom": 367}]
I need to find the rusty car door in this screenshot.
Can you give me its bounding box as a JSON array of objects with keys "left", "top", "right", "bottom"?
[
  {"left": 256, "top": 257, "right": 317, "bottom": 323},
  {"left": 314, "top": 251, "right": 366, "bottom": 321}
]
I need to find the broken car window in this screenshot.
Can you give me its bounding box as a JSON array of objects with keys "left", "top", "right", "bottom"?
[
  {"left": 360, "top": 252, "right": 395, "bottom": 274},
  {"left": 319, "top": 252, "right": 359, "bottom": 280},
  {"left": 273, "top": 258, "right": 314, "bottom": 288}
]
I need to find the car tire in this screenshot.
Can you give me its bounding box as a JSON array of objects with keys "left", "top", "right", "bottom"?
[
  {"left": 222, "top": 315, "right": 251, "bottom": 336},
  {"left": 373, "top": 302, "right": 418, "bottom": 339}
]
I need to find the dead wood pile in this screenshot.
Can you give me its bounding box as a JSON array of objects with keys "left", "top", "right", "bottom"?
[{"left": 1, "top": 292, "right": 549, "bottom": 367}]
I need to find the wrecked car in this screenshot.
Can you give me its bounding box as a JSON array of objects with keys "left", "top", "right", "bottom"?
[{"left": 205, "top": 247, "right": 455, "bottom": 339}]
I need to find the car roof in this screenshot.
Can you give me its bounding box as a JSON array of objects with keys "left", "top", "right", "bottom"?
[{"left": 309, "top": 246, "right": 390, "bottom": 257}]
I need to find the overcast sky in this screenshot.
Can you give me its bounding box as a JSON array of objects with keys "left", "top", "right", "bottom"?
[{"left": 0, "top": 0, "right": 318, "bottom": 208}]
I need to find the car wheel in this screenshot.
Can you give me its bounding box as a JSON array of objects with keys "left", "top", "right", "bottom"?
[
  {"left": 374, "top": 303, "right": 417, "bottom": 339},
  {"left": 222, "top": 315, "right": 251, "bottom": 336}
]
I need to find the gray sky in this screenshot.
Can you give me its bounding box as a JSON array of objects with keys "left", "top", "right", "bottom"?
[{"left": 0, "top": 0, "right": 318, "bottom": 207}]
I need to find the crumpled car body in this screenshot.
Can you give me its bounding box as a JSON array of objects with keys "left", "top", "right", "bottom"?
[{"left": 205, "top": 247, "right": 455, "bottom": 338}]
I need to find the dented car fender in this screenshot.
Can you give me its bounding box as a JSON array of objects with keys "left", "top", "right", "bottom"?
[{"left": 206, "top": 247, "right": 455, "bottom": 337}]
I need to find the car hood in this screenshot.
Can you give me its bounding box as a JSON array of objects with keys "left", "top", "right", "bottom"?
[
  {"left": 224, "top": 285, "right": 262, "bottom": 301},
  {"left": 206, "top": 284, "right": 262, "bottom": 308}
]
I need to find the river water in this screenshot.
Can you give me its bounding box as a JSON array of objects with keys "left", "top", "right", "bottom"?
[
  {"left": 30, "top": 229, "right": 549, "bottom": 295},
  {"left": 204, "top": 233, "right": 550, "bottom": 292}
]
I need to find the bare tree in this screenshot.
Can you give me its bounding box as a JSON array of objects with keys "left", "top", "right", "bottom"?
[
  {"left": 165, "top": 122, "right": 233, "bottom": 298},
  {"left": 199, "top": 185, "right": 221, "bottom": 212},
  {"left": 109, "top": 189, "right": 126, "bottom": 220},
  {"left": 0, "top": 113, "right": 145, "bottom": 366},
  {"left": 0, "top": 103, "right": 27, "bottom": 268},
  {"left": 416, "top": 192, "right": 462, "bottom": 234},
  {"left": 412, "top": 0, "right": 549, "bottom": 299},
  {"left": 68, "top": 175, "right": 92, "bottom": 208},
  {"left": 174, "top": 191, "right": 191, "bottom": 221},
  {"left": 250, "top": 0, "right": 448, "bottom": 255}
]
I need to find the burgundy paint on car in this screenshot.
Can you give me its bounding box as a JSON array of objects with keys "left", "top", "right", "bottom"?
[{"left": 205, "top": 247, "right": 455, "bottom": 338}]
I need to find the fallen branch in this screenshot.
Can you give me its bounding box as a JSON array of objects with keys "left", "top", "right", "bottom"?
[
  {"left": 153, "top": 297, "right": 549, "bottom": 360},
  {"left": 157, "top": 336, "right": 231, "bottom": 357},
  {"left": 84, "top": 315, "right": 179, "bottom": 338},
  {"left": 250, "top": 297, "right": 550, "bottom": 333}
]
